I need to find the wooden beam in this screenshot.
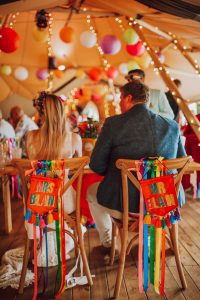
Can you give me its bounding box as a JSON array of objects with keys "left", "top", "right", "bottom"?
[{"left": 132, "top": 21, "right": 200, "bottom": 140}]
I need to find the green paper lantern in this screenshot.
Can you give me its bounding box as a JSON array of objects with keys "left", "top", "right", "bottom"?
[
  {"left": 127, "top": 60, "right": 140, "bottom": 72},
  {"left": 123, "top": 28, "right": 139, "bottom": 45},
  {"left": 1, "top": 65, "right": 12, "bottom": 76}
]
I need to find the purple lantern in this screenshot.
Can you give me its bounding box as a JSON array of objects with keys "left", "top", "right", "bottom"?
[
  {"left": 36, "top": 68, "right": 48, "bottom": 80},
  {"left": 100, "top": 35, "right": 121, "bottom": 55}
]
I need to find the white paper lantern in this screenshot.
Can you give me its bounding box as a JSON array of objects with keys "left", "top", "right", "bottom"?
[
  {"left": 80, "top": 31, "right": 97, "bottom": 48},
  {"left": 119, "top": 63, "right": 128, "bottom": 75},
  {"left": 14, "top": 67, "right": 29, "bottom": 81}
]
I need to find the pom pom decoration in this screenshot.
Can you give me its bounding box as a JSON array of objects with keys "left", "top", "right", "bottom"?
[
  {"left": 35, "top": 9, "right": 49, "bottom": 29},
  {"left": 127, "top": 60, "right": 140, "bottom": 72},
  {"left": 119, "top": 63, "right": 128, "bottom": 75},
  {"left": 59, "top": 26, "right": 74, "bottom": 43},
  {"left": 14, "top": 67, "right": 29, "bottom": 81},
  {"left": 1, "top": 65, "right": 12, "bottom": 76},
  {"left": 123, "top": 28, "right": 139, "bottom": 45},
  {"left": 106, "top": 66, "right": 119, "bottom": 79},
  {"left": 88, "top": 67, "right": 102, "bottom": 81},
  {"left": 126, "top": 41, "right": 145, "bottom": 57},
  {"left": 36, "top": 68, "right": 48, "bottom": 80},
  {"left": 157, "top": 51, "right": 165, "bottom": 64},
  {"left": 32, "top": 27, "right": 49, "bottom": 43},
  {"left": 100, "top": 35, "right": 121, "bottom": 55},
  {"left": 80, "top": 31, "right": 97, "bottom": 48},
  {"left": 0, "top": 27, "right": 20, "bottom": 53}
]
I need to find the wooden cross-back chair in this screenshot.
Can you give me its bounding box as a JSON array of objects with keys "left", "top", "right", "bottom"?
[
  {"left": 110, "top": 156, "right": 192, "bottom": 299},
  {"left": 12, "top": 156, "right": 93, "bottom": 294}
]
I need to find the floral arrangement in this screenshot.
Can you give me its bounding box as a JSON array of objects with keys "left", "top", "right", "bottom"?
[{"left": 79, "top": 118, "right": 101, "bottom": 139}]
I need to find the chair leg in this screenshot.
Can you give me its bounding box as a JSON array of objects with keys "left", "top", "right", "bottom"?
[
  {"left": 77, "top": 225, "right": 93, "bottom": 286},
  {"left": 18, "top": 235, "right": 31, "bottom": 294},
  {"left": 169, "top": 223, "right": 187, "bottom": 289},
  {"left": 113, "top": 228, "right": 128, "bottom": 299},
  {"left": 110, "top": 223, "right": 118, "bottom": 266}
]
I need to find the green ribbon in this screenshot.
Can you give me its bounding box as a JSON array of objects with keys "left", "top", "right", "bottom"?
[
  {"left": 150, "top": 225, "right": 155, "bottom": 284},
  {"left": 55, "top": 219, "right": 62, "bottom": 292}
]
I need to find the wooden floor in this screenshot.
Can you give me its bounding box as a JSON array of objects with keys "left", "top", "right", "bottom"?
[{"left": 1, "top": 194, "right": 200, "bottom": 300}]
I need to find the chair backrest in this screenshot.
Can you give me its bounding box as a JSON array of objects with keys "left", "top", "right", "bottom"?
[
  {"left": 116, "top": 156, "right": 192, "bottom": 221},
  {"left": 12, "top": 156, "right": 89, "bottom": 220}
]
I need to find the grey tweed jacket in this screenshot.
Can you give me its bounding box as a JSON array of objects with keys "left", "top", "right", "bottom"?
[{"left": 89, "top": 104, "right": 186, "bottom": 213}]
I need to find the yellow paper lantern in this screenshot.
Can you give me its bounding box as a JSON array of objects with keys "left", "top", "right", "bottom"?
[
  {"left": 59, "top": 26, "right": 74, "bottom": 43},
  {"left": 32, "top": 28, "right": 49, "bottom": 43},
  {"left": 76, "top": 69, "right": 86, "bottom": 79},
  {"left": 134, "top": 51, "right": 151, "bottom": 69},
  {"left": 127, "top": 60, "right": 140, "bottom": 72}
]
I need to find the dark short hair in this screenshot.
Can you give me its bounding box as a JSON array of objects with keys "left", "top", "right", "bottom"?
[
  {"left": 173, "top": 79, "right": 182, "bottom": 87},
  {"left": 120, "top": 81, "right": 149, "bottom": 103},
  {"left": 128, "top": 69, "right": 145, "bottom": 79}
]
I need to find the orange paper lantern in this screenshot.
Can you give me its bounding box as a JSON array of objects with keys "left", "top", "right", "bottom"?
[
  {"left": 88, "top": 67, "right": 102, "bottom": 81},
  {"left": 59, "top": 26, "right": 74, "bottom": 43}
]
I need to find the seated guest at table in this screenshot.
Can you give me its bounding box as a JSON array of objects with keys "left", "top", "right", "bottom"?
[
  {"left": 26, "top": 92, "right": 82, "bottom": 263},
  {"left": 10, "top": 106, "right": 38, "bottom": 157},
  {"left": 126, "top": 69, "right": 174, "bottom": 119},
  {"left": 87, "top": 81, "right": 186, "bottom": 249},
  {"left": 0, "top": 109, "right": 15, "bottom": 139}
]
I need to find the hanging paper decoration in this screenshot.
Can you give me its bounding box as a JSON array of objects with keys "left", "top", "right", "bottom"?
[
  {"left": 123, "top": 28, "right": 139, "bottom": 45},
  {"left": 76, "top": 69, "right": 86, "bottom": 79},
  {"left": 106, "top": 66, "right": 119, "bottom": 79},
  {"left": 100, "top": 35, "right": 121, "bottom": 55},
  {"left": 35, "top": 9, "right": 49, "bottom": 29},
  {"left": 88, "top": 67, "right": 102, "bottom": 81},
  {"left": 1, "top": 65, "right": 12, "bottom": 76},
  {"left": 14, "top": 67, "right": 29, "bottom": 81},
  {"left": 157, "top": 51, "right": 165, "bottom": 64},
  {"left": 119, "top": 63, "right": 128, "bottom": 75},
  {"left": 134, "top": 52, "right": 151, "bottom": 69},
  {"left": 32, "top": 27, "right": 49, "bottom": 43},
  {"left": 126, "top": 41, "right": 145, "bottom": 57},
  {"left": 59, "top": 26, "right": 74, "bottom": 43},
  {"left": 25, "top": 160, "right": 66, "bottom": 299},
  {"left": 127, "top": 60, "right": 140, "bottom": 72},
  {"left": 0, "top": 27, "right": 20, "bottom": 53},
  {"left": 80, "top": 31, "right": 97, "bottom": 48},
  {"left": 136, "top": 158, "right": 181, "bottom": 296},
  {"left": 36, "top": 68, "right": 48, "bottom": 80}
]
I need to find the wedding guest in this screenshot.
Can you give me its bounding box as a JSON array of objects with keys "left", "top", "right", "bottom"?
[
  {"left": 126, "top": 69, "right": 174, "bottom": 119},
  {"left": 10, "top": 106, "right": 38, "bottom": 157},
  {"left": 165, "top": 79, "right": 182, "bottom": 122},
  {"left": 0, "top": 109, "right": 15, "bottom": 139},
  {"left": 25, "top": 92, "right": 83, "bottom": 263},
  {"left": 87, "top": 81, "right": 186, "bottom": 249}
]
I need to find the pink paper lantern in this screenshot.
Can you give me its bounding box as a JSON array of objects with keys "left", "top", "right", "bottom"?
[
  {"left": 100, "top": 35, "right": 121, "bottom": 55},
  {"left": 92, "top": 94, "right": 102, "bottom": 103},
  {"left": 126, "top": 41, "right": 145, "bottom": 57},
  {"left": 36, "top": 68, "right": 48, "bottom": 80},
  {"left": 106, "top": 66, "right": 119, "bottom": 79},
  {"left": 0, "top": 27, "right": 20, "bottom": 53}
]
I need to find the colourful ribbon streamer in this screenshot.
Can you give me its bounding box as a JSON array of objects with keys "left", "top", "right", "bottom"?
[
  {"left": 154, "top": 226, "right": 162, "bottom": 294},
  {"left": 160, "top": 229, "right": 166, "bottom": 296},
  {"left": 150, "top": 225, "right": 155, "bottom": 284},
  {"left": 33, "top": 225, "right": 38, "bottom": 300},
  {"left": 143, "top": 223, "right": 148, "bottom": 292}
]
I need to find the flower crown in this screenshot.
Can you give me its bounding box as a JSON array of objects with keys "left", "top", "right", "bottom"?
[{"left": 33, "top": 91, "right": 65, "bottom": 115}]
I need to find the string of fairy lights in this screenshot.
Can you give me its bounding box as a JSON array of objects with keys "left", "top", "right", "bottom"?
[{"left": 47, "top": 12, "right": 54, "bottom": 91}]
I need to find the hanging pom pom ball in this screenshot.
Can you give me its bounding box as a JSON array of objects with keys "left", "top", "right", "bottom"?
[
  {"left": 123, "top": 28, "right": 139, "bottom": 45},
  {"left": 0, "top": 27, "right": 20, "bottom": 53},
  {"left": 35, "top": 9, "right": 49, "bottom": 29},
  {"left": 100, "top": 35, "right": 121, "bottom": 55},
  {"left": 127, "top": 60, "right": 140, "bottom": 72},
  {"left": 80, "top": 30, "right": 97, "bottom": 48},
  {"left": 14, "top": 67, "right": 29, "bottom": 81},
  {"left": 59, "top": 26, "right": 74, "bottom": 43},
  {"left": 118, "top": 63, "right": 128, "bottom": 75},
  {"left": 106, "top": 66, "right": 119, "bottom": 79},
  {"left": 1, "top": 65, "right": 12, "bottom": 76},
  {"left": 88, "top": 67, "right": 102, "bottom": 81},
  {"left": 126, "top": 41, "right": 145, "bottom": 57},
  {"left": 32, "top": 27, "right": 49, "bottom": 43},
  {"left": 36, "top": 68, "right": 48, "bottom": 80}
]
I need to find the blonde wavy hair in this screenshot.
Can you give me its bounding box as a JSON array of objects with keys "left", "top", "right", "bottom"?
[{"left": 35, "top": 94, "right": 68, "bottom": 159}]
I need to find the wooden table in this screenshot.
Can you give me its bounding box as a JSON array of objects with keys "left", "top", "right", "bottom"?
[{"left": 0, "top": 160, "right": 200, "bottom": 234}]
